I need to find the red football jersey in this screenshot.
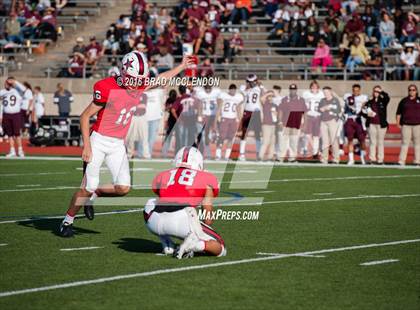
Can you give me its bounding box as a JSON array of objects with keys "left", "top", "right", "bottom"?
[
  {"left": 152, "top": 167, "right": 219, "bottom": 208},
  {"left": 91, "top": 77, "right": 146, "bottom": 139}
]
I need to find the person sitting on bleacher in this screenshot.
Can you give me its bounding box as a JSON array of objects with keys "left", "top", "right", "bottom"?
[
  {"left": 5, "top": 12, "right": 23, "bottom": 44},
  {"left": 228, "top": 0, "right": 251, "bottom": 26},
  {"left": 85, "top": 36, "right": 103, "bottom": 75},
  {"left": 345, "top": 35, "right": 370, "bottom": 73}
]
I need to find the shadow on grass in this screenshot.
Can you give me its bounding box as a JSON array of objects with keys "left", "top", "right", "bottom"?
[
  {"left": 113, "top": 238, "right": 163, "bottom": 253},
  {"left": 18, "top": 218, "right": 100, "bottom": 237}
]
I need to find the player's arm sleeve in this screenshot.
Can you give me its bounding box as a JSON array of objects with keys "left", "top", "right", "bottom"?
[
  {"left": 92, "top": 82, "right": 109, "bottom": 107},
  {"left": 396, "top": 98, "right": 404, "bottom": 116}
]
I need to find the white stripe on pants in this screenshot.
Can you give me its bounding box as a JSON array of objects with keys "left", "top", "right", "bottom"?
[
  {"left": 320, "top": 119, "right": 340, "bottom": 163},
  {"left": 399, "top": 124, "right": 420, "bottom": 164},
  {"left": 368, "top": 124, "right": 387, "bottom": 163}
]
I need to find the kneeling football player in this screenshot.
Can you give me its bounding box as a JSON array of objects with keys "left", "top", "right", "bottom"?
[{"left": 143, "top": 146, "right": 226, "bottom": 258}]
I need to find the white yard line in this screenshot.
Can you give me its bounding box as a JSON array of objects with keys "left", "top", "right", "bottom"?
[
  {"left": 0, "top": 238, "right": 418, "bottom": 298},
  {"left": 0, "top": 186, "right": 79, "bottom": 193},
  {"left": 360, "top": 259, "right": 399, "bottom": 266},
  {"left": 1, "top": 193, "right": 419, "bottom": 225},
  {"left": 60, "top": 246, "right": 104, "bottom": 252},
  {"left": 1, "top": 174, "right": 419, "bottom": 193},
  {"left": 313, "top": 193, "right": 333, "bottom": 196},
  {"left": 16, "top": 184, "right": 41, "bottom": 188},
  {"left": 0, "top": 209, "right": 143, "bottom": 225},
  {"left": 0, "top": 172, "right": 69, "bottom": 177},
  {"left": 254, "top": 190, "right": 275, "bottom": 194},
  {"left": 256, "top": 252, "right": 325, "bottom": 258},
  {"left": 0, "top": 243, "right": 8, "bottom": 247},
  {"left": 2, "top": 156, "right": 420, "bottom": 169},
  {"left": 228, "top": 174, "right": 420, "bottom": 184}
]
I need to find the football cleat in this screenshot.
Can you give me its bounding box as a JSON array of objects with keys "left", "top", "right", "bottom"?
[
  {"left": 5, "top": 151, "right": 16, "bottom": 158},
  {"left": 347, "top": 160, "right": 355, "bottom": 166},
  {"left": 173, "top": 247, "right": 194, "bottom": 259},
  {"left": 176, "top": 232, "right": 199, "bottom": 259},
  {"left": 59, "top": 221, "right": 74, "bottom": 237},
  {"left": 84, "top": 205, "right": 94, "bottom": 221},
  {"left": 163, "top": 246, "right": 175, "bottom": 256}
]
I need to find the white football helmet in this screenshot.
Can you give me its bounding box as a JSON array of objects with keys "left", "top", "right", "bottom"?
[
  {"left": 174, "top": 146, "right": 204, "bottom": 171},
  {"left": 120, "top": 51, "right": 149, "bottom": 88}
]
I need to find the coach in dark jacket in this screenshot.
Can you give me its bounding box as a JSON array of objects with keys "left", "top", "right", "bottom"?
[
  {"left": 396, "top": 84, "right": 420, "bottom": 165},
  {"left": 365, "top": 86, "right": 390, "bottom": 164}
]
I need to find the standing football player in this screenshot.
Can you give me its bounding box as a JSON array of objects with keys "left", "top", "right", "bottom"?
[
  {"left": 144, "top": 146, "right": 226, "bottom": 258},
  {"left": 215, "top": 84, "right": 244, "bottom": 160},
  {"left": 301, "top": 80, "right": 324, "bottom": 159},
  {"left": 195, "top": 84, "right": 221, "bottom": 158},
  {"left": 0, "top": 78, "right": 24, "bottom": 158},
  {"left": 238, "top": 74, "right": 265, "bottom": 161},
  {"left": 59, "top": 51, "right": 195, "bottom": 237},
  {"left": 343, "top": 84, "right": 368, "bottom": 165}
]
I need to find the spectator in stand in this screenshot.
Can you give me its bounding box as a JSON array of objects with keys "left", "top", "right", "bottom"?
[
  {"left": 183, "top": 19, "right": 200, "bottom": 52},
  {"left": 207, "top": 4, "right": 221, "bottom": 27},
  {"left": 5, "top": 12, "right": 23, "bottom": 44},
  {"left": 108, "top": 59, "right": 120, "bottom": 77},
  {"left": 365, "top": 44, "right": 384, "bottom": 80},
  {"left": 396, "top": 85, "right": 420, "bottom": 166},
  {"left": 181, "top": 1, "right": 205, "bottom": 24},
  {"left": 103, "top": 31, "right": 120, "bottom": 58},
  {"left": 32, "top": 86, "right": 45, "bottom": 123},
  {"left": 400, "top": 12, "right": 419, "bottom": 44},
  {"left": 305, "top": 16, "right": 319, "bottom": 47},
  {"left": 66, "top": 52, "right": 85, "bottom": 78},
  {"left": 53, "top": 0, "right": 68, "bottom": 12},
  {"left": 344, "top": 13, "right": 365, "bottom": 36},
  {"left": 223, "top": 29, "right": 243, "bottom": 64},
  {"left": 195, "top": 21, "right": 219, "bottom": 56},
  {"left": 361, "top": 5, "right": 378, "bottom": 43},
  {"left": 365, "top": 85, "right": 390, "bottom": 165},
  {"left": 277, "top": 84, "right": 308, "bottom": 162},
  {"left": 154, "top": 46, "right": 174, "bottom": 73},
  {"left": 162, "top": 89, "right": 178, "bottom": 157},
  {"left": 399, "top": 43, "right": 419, "bottom": 80},
  {"left": 53, "top": 83, "right": 73, "bottom": 117},
  {"left": 379, "top": 12, "right": 395, "bottom": 49},
  {"left": 36, "top": 7, "right": 58, "bottom": 41},
  {"left": 263, "top": 0, "right": 279, "bottom": 18},
  {"left": 345, "top": 35, "right": 370, "bottom": 73},
  {"left": 319, "top": 86, "right": 341, "bottom": 164},
  {"left": 414, "top": 45, "right": 420, "bottom": 81},
  {"left": 85, "top": 36, "right": 102, "bottom": 74},
  {"left": 229, "top": 0, "right": 251, "bottom": 26},
  {"left": 259, "top": 90, "right": 277, "bottom": 161},
  {"left": 311, "top": 38, "right": 333, "bottom": 73},
  {"left": 72, "top": 37, "right": 86, "bottom": 54},
  {"left": 341, "top": 0, "right": 359, "bottom": 15},
  {"left": 198, "top": 57, "right": 214, "bottom": 77}
]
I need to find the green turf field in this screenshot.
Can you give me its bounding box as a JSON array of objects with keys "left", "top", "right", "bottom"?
[{"left": 0, "top": 158, "right": 419, "bottom": 309}]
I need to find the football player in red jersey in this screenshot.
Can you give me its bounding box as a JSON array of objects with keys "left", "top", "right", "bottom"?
[
  {"left": 144, "top": 146, "right": 226, "bottom": 258},
  {"left": 59, "top": 51, "right": 195, "bottom": 237}
]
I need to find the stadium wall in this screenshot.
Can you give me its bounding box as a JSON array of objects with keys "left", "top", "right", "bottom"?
[{"left": 1, "top": 78, "right": 415, "bottom": 124}]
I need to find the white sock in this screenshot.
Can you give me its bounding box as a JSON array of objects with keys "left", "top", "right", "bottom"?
[
  {"left": 18, "top": 147, "right": 23, "bottom": 153},
  {"left": 9, "top": 148, "right": 16, "bottom": 154},
  {"left": 215, "top": 148, "right": 222, "bottom": 159},
  {"left": 196, "top": 240, "right": 206, "bottom": 252},
  {"left": 240, "top": 140, "right": 246, "bottom": 155},
  {"left": 64, "top": 213, "right": 74, "bottom": 224},
  {"left": 225, "top": 148, "right": 232, "bottom": 159},
  {"left": 349, "top": 152, "right": 354, "bottom": 161}
]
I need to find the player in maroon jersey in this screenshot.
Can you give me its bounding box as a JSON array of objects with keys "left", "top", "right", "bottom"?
[
  {"left": 59, "top": 51, "right": 195, "bottom": 237},
  {"left": 144, "top": 146, "right": 226, "bottom": 258}
]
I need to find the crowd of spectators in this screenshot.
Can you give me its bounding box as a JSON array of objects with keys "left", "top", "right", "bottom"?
[
  {"left": 267, "top": 0, "right": 419, "bottom": 80},
  {"left": 0, "top": 0, "right": 66, "bottom": 45}
]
